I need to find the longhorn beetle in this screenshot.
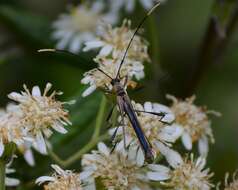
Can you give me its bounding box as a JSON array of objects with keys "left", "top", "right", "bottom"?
[
  {"left": 95, "top": 2, "right": 168, "bottom": 163},
  {"left": 39, "top": 2, "right": 168, "bottom": 163}
]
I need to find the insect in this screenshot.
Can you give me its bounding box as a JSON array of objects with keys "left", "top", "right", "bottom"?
[
  {"left": 95, "top": 2, "right": 169, "bottom": 163},
  {"left": 39, "top": 2, "right": 168, "bottom": 163}
]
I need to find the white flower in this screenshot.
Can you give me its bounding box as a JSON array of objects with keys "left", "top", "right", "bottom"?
[
  {"left": 6, "top": 162, "right": 20, "bottom": 187},
  {"left": 8, "top": 83, "right": 73, "bottom": 155},
  {"left": 81, "top": 142, "right": 166, "bottom": 190},
  {"left": 0, "top": 109, "right": 27, "bottom": 157},
  {"left": 52, "top": 2, "right": 118, "bottom": 53},
  {"left": 36, "top": 164, "right": 82, "bottom": 190},
  {"left": 167, "top": 95, "right": 221, "bottom": 157},
  {"left": 81, "top": 58, "right": 144, "bottom": 97},
  {"left": 109, "top": 101, "right": 183, "bottom": 163},
  {"left": 84, "top": 19, "right": 150, "bottom": 63},
  {"left": 154, "top": 153, "right": 214, "bottom": 190},
  {"left": 110, "top": 0, "right": 167, "bottom": 12}
]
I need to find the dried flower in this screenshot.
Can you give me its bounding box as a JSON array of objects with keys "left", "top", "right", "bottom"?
[
  {"left": 84, "top": 19, "right": 150, "bottom": 63},
  {"left": 109, "top": 101, "right": 183, "bottom": 163},
  {"left": 8, "top": 83, "right": 73, "bottom": 154},
  {"left": 52, "top": 2, "right": 118, "bottom": 52},
  {"left": 81, "top": 58, "right": 144, "bottom": 97},
  {"left": 81, "top": 142, "right": 165, "bottom": 190},
  {"left": 153, "top": 153, "right": 214, "bottom": 190},
  {"left": 36, "top": 164, "right": 82, "bottom": 190},
  {"left": 167, "top": 95, "right": 220, "bottom": 157}
]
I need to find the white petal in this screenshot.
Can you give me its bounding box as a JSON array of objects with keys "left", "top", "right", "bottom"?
[
  {"left": 97, "top": 142, "right": 110, "bottom": 156},
  {"left": 91, "top": 1, "right": 104, "bottom": 12},
  {"left": 32, "top": 86, "right": 41, "bottom": 97},
  {"left": 126, "top": 0, "right": 135, "bottom": 12},
  {"left": 83, "top": 41, "right": 104, "bottom": 51},
  {"left": 0, "top": 138, "right": 4, "bottom": 156},
  {"left": 147, "top": 171, "right": 170, "bottom": 181},
  {"left": 182, "top": 132, "right": 193, "bottom": 150},
  {"left": 82, "top": 85, "right": 97, "bottom": 97},
  {"left": 81, "top": 75, "right": 92, "bottom": 84},
  {"left": 55, "top": 31, "right": 73, "bottom": 50},
  {"left": 115, "top": 140, "right": 125, "bottom": 152},
  {"left": 8, "top": 92, "right": 23, "bottom": 101},
  {"left": 83, "top": 178, "right": 96, "bottom": 190},
  {"left": 52, "top": 123, "right": 68, "bottom": 134},
  {"left": 69, "top": 36, "right": 82, "bottom": 53},
  {"left": 5, "top": 177, "right": 20, "bottom": 186},
  {"left": 45, "top": 83, "right": 52, "bottom": 92},
  {"left": 136, "top": 148, "right": 145, "bottom": 166},
  {"left": 159, "top": 124, "right": 183, "bottom": 143},
  {"left": 144, "top": 102, "right": 153, "bottom": 112},
  {"left": 43, "top": 128, "right": 53, "bottom": 138},
  {"left": 148, "top": 164, "right": 170, "bottom": 173},
  {"left": 35, "top": 176, "right": 55, "bottom": 185},
  {"left": 198, "top": 136, "right": 209, "bottom": 157},
  {"left": 36, "top": 132, "right": 47, "bottom": 154},
  {"left": 79, "top": 170, "right": 94, "bottom": 180},
  {"left": 155, "top": 141, "right": 183, "bottom": 168},
  {"left": 24, "top": 149, "right": 35, "bottom": 166},
  {"left": 99, "top": 45, "right": 113, "bottom": 57},
  {"left": 153, "top": 103, "right": 175, "bottom": 122},
  {"left": 51, "top": 164, "right": 65, "bottom": 175},
  {"left": 140, "top": 0, "right": 154, "bottom": 10},
  {"left": 131, "top": 186, "right": 140, "bottom": 190}
]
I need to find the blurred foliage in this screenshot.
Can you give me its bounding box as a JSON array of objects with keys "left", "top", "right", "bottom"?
[{"left": 0, "top": 0, "right": 237, "bottom": 189}]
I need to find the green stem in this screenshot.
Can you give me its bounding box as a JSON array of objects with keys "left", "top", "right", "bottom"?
[
  {"left": 0, "top": 159, "right": 6, "bottom": 190},
  {"left": 48, "top": 95, "right": 108, "bottom": 167},
  {"left": 48, "top": 134, "right": 109, "bottom": 167},
  {"left": 63, "top": 133, "right": 108, "bottom": 166},
  {"left": 92, "top": 95, "right": 107, "bottom": 139}
]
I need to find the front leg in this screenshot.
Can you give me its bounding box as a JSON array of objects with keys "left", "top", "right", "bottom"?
[{"left": 134, "top": 110, "right": 172, "bottom": 125}]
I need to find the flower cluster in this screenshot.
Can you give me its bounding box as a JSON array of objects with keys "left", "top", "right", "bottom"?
[
  {"left": 159, "top": 154, "right": 214, "bottom": 190},
  {"left": 167, "top": 95, "right": 220, "bottom": 157},
  {"left": 36, "top": 164, "right": 83, "bottom": 190},
  {"left": 51, "top": 0, "right": 169, "bottom": 52},
  {"left": 0, "top": 83, "right": 72, "bottom": 166},
  {"left": 81, "top": 19, "right": 149, "bottom": 97},
  {"left": 52, "top": 2, "right": 118, "bottom": 53},
  {"left": 84, "top": 19, "right": 150, "bottom": 63},
  {"left": 109, "top": 101, "right": 183, "bottom": 162},
  {"left": 80, "top": 142, "right": 165, "bottom": 190}
]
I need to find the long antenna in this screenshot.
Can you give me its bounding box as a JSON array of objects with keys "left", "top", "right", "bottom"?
[
  {"left": 97, "top": 68, "right": 113, "bottom": 80},
  {"left": 38, "top": 48, "right": 79, "bottom": 57},
  {"left": 115, "top": 2, "right": 160, "bottom": 79}
]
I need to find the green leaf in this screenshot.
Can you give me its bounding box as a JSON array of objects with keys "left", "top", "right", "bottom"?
[{"left": 0, "top": 5, "right": 52, "bottom": 47}]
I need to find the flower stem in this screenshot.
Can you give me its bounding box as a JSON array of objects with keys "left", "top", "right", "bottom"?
[
  {"left": 63, "top": 133, "right": 108, "bottom": 166},
  {"left": 48, "top": 133, "right": 109, "bottom": 167},
  {"left": 48, "top": 95, "right": 109, "bottom": 167},
  {"left": 92, "top": 95, "right": 107, "bottom": 139},
  {"left": 0, "top": 159, "right": 6, "bottom": 190}
]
